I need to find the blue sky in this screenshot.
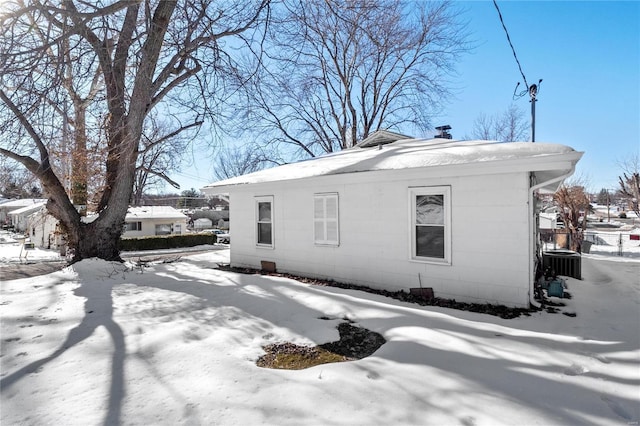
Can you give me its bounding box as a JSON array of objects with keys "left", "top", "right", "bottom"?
[
  {"left": 174, "top": 0, "right": 639, "bottom": 194},
  {"left": 435, "top": 0, "right": 640, "bottom": 192}
]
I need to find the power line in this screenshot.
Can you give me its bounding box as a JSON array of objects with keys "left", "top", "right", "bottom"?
[
  {"left": 492, "top": 0, "right": 529, "bottom": 90},
  {"left": 492, "top": 0, "right": 542, "bottom": 142}
]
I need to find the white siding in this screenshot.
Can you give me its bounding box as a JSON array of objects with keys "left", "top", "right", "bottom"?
[
  {"left": 122, "top": 218, "right": 188, "bottom": 238},
  {"left": 228, "top": 169, "right": 531, "bottom": 307}
]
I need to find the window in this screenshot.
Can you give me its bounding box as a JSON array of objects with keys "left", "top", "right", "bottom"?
[
  {"left": 256, "top": 196, "right": 273, "bottom": 247},
  {"left": 410, "top": 186, "right": 451, "bottom": 263},
  {"left": 124, "top": 221, "right": 142, "bottom": 232},
  {"left": 314, "top": 193, "right": 339, "bottom": 245},
  {"left": 155, "top": 224, "right": 172, "bottom": 235}
]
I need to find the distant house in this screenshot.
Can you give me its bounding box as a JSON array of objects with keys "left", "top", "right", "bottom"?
[
  {"left": 202, "top": 131, "right": 583, "bottom": 308},
  {"left": 539, "top": 212, "right": 559, "bottom": 231},
  {"left": 0, "top": 199, "right": 47, "bottom": 226},
  {"left": 28, "top": 208, "right": 64, "bottom": 250},
  {"left": 193, "top": 218, "right": 213, "bottom": 230},
  {"left": 191, "top": 210, "right": 230, "bottom": 230},
  {"left": 27, "top": 205, "right": 188, "bottom": 249},
  {"left": 8, "top": 202, "right": 47, "bottom": 232},
  {"left": 122, "top": 206, "right": 188, "bottom": 238}
]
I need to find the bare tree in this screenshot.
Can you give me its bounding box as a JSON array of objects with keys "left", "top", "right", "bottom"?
[
  {"left": 554, "top": 181, "right": 591, "bottom": 252},
  {"left": 239, "top": 0, "right": 469, "bottom": 159},
  {"left": 618, "top": 154, "right": 640, "bottom": 218},
  {"left": 131, "top": 114, "right": 200, "bottom": 206},
  {"left": 0, "top": 0, "right": 269, "bottom": 262},
  {"left": 214, "top": 144, "right": 280, "bottom": 181},
  {"left": 471, "top": 104, "right": 528, "bottom": 142},
  {"left": 0, "top": 162, "right": 43, "bottom": 199}
]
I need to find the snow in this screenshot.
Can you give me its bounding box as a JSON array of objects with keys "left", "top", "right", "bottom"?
[
  {"left": 125, "top": 206, "right": 188, "bottom": 220},
  {"left": 0, "top": 198, "right": 47, "bottom": 209},
  {"left": 0, "top": 233, "right": 63, "bottom": 264},
  {"left": 202, "top": 139, "right": 582, "bottom": 189},
  {"left": 2, "top": 235, "right": 639, "bottom": 425},
  {"left": 584, "top": 228, "right": 640, "bottom": 261},
  {"left": 6, "top": 202, "right": 47, "bottom": 217}
]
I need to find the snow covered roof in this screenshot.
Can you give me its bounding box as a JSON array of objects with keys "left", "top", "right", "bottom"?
[
  {"left": 7, "top": 202, "right": 46, "bottom": 216},
  {"left": 126, "top": 206, "right": 188, "bottom": 220},
  {"left": 0, "top": 198, "right": 47, "bottom": 209},
  {"left": 355, "top": 129, "right": 413, "bottom": 148},
  {"left": 202, "top": 138, "right": 583, "bottom": 192}
]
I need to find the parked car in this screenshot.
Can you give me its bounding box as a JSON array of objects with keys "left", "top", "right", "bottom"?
[{"left": 200, "top": 229, "right": 229, "bottom": 243}]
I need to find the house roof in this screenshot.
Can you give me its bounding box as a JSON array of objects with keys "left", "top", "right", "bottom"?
[
  {"left": 355, "top": 129, "right": 413, "bottom": 148},
  {"left": 125, "top": 206, "right": 188, "bottom": 220},
  {"left": 7, "top": 202, "right": 46, "bottom": 216},
  {"left": 202, "top": 137, "right": 583, "bottom": 193},
  {"left": 0, "top": 199, "right": 47, "bottom": 209}
]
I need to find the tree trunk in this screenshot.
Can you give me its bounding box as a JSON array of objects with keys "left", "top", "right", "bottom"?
[
  {"left": 72, "top": 221, "right": 123, "bottom": 261},
  {"left": 71, "top": 103, "right": 88, "bottom": 210}
]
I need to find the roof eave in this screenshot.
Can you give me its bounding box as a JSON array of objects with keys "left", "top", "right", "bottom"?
[{"left": 202, "top": 150, "right": 583, "bottom": 194}]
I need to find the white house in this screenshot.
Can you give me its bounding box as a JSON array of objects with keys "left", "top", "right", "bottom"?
[
  {"left": 193, "top": 218, "right": 213, "bottom": 230},
  {"left": 28, "top": 208, "right": 64, "bottom": 250},
  {"left": 202, "top": 132, "right": 583, "bottom": 308},
  {"left": 539, "top": 212, "right": 558, "bottom": 230},
  {"left": 8, "top": 202, "right": 47, "bottom": 232},
  {"left": 122, "top": 206, "right": 188, "bottom": 238},
  {"left": 25, "top": 205, "right": 188, "bottom": 250},
  {"left": 0, "top": 199, "right": 47, "bottom": 225}
]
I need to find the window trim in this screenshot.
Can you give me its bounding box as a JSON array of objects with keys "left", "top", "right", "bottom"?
[
  {"left": 255, "top": 195, "right": 274, "bottom": 248},
  {"left": 155, "top": 223, "right": 172, "bottom": 236},
  {"left": 409, "top": 186, "right": 451, "bottom": 264},
  {"left": 314, "top": 192, "right": 340, "bottom": 246},
  {"left": 124, "top": 221, "right": 142, "bottom": 232}
]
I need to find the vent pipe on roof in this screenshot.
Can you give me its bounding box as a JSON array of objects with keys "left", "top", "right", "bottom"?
[{"left": 435, "top": 125, "right": 452, "bottom": 139}]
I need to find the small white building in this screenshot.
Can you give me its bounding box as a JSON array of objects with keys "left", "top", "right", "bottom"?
[
  {"left": 25, "top": 205, "right": 189, "bottom": 249},
  {"left": 202, "top": 132, "right": 583, "bottom": 308},
  {"left": 28, "top": 207, "right": 64, "bottom": 250},
  {"left": 193, "top": 218, "right": 213, "bottom": 230},
  {"left": 539, "top": 212, "right": 558, "bottom": 230},
  {"left": 8, "top": 202, "right": 47, "bottom": 232},
  {"left": 122, "top": 206, "right": 188, "bottom": 238},
  {"left": 0, "top": 199, "right": 47, "bottom": 225}
]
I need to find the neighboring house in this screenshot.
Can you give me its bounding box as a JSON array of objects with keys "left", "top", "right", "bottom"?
[
  {"left": 8, "top": 202, "right": 47, "bottom": 232},
  {"left": 539, "top": 212, "right": 559, "bottom": 231},
  {"left": 26, "top": 205, "right": 188, "bottom": 249},
  {"left": 0, "top": 199, "right": 47, "bottom": 225},
  {"left": 28, "top": 208, "right": 65, "bottom": 250},
  {"left": 193, "top": 218, "right": 213, "bottom": 230},
  {"left": 202, "top": 131, "right": 582, "bottom": 308},
  {"left": 122, "top": 206, "right": 188, "bottom": 238},
  {"left": 191, "top": 210, "right": 229, "bottom": 230}
]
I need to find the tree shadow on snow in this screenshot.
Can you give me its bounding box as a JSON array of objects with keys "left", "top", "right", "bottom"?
[
  {"left": 136, "top": 258, "right": 640, "bottom": 425},
  {"left": 3, "top": 255, "right": 638, "bottom": 425},
  {"left": 0, "top": 279, "right": 125, "bottom": 426}
]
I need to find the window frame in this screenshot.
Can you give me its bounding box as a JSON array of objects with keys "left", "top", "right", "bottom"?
[
  {"left": 409, "top": 186, "right": 452, "bottom": 264},
  {"left": 124, "top": 221, "right": 142, "bottom": 232},
  {"left": 314, "top": 192, "right": 340, "bottom": 246},
  {"left": 255, "top": 196, "right": 274, "bottom": 248},
  {"left": 155, "top": 223, "right": 172, "bottom": 235}
]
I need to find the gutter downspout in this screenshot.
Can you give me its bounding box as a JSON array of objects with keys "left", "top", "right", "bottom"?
[{"left": 528, "top": 167, "right": 577, "bottom": 308}]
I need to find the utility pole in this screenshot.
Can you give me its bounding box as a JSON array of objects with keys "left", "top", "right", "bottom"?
[
  {"left": 529, "top": 82, "right": 538, "bottom": 142},
  {"left": 493, "top": 0, "right": 542, "bottom": 143}
]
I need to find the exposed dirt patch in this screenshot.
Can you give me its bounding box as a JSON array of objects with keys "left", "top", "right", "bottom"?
[{"left": 257, "top": 322, "right": 386, "bottom": 370}]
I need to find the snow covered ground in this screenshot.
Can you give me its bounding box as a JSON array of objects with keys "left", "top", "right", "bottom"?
[{"left": 1, "top": 235, "right": 639, "bottom": 425}]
